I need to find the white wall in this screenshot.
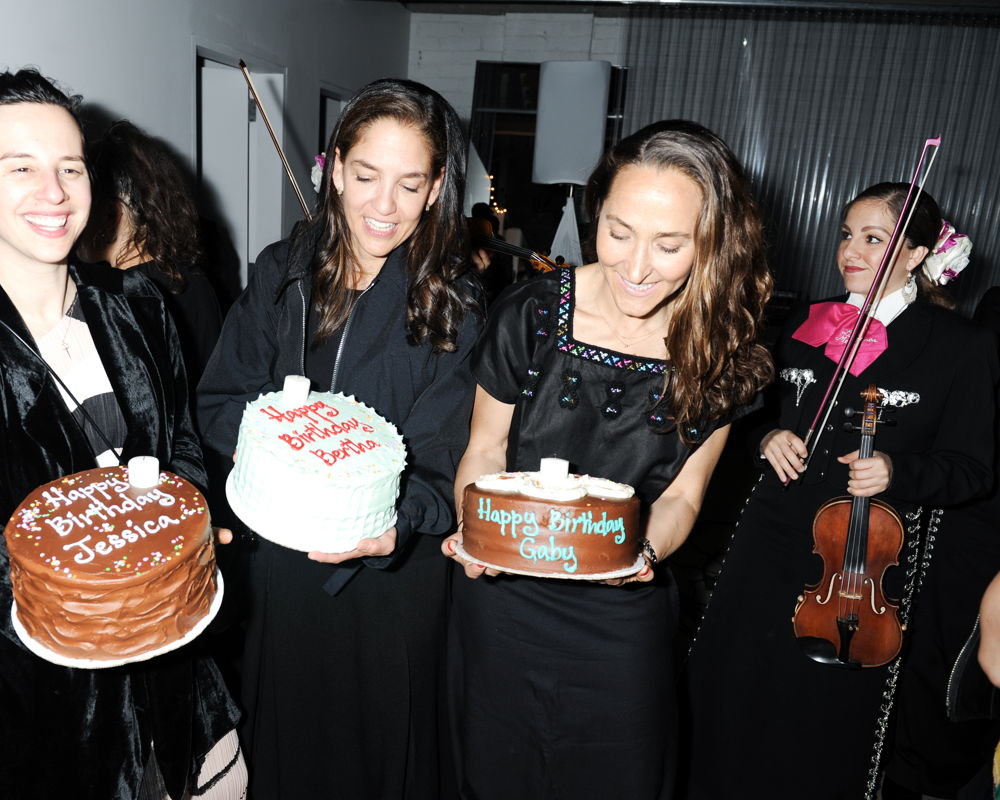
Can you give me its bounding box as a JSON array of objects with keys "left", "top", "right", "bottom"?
[
  {"left": 1, "top": 0, "right": 411, "bottom": 236},
  {"left": 408, "top": 10, "right": 626, "bottom": 122}
]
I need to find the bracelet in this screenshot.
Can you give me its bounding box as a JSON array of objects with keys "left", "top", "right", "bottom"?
[{"left": 639, "top": 538, "right": 658, "bottom": 566}]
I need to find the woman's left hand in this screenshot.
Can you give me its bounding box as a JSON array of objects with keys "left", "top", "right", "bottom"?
[
  {"left": 837, "top": 449, "right": 893, "bottom": 497},
  {"left": 308, "top": 526, "right": 397, "bottom": 563},
  {"left": 442, "top": 530, "right": 502, "bottom": 579},
  {"left": 602, "top": 562, "right": 655, "bottom": 587}
]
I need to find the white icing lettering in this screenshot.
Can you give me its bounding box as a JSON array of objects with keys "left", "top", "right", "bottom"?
[{"left": 64, "top": 536, "right": 95, "bottom": 564}]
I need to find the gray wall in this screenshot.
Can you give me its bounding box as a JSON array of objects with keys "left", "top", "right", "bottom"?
[
  {"left": 408, "top": 10, "right": 625, "bottom": 123},
  {"left": 1, "top": 0, "right": 411, "bottom": 236}
]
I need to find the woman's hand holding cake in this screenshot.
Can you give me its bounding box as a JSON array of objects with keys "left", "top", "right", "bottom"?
[{"left": 309, "top": 525, "right": 397, "bottom": 563}]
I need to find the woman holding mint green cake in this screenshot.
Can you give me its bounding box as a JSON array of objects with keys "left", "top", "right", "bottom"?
[
  {"left": 198, "top": 79, "right": 481, "bottom": 798},
  {"left": 443, "top": 120, "right": 774, "bottom": 799}
]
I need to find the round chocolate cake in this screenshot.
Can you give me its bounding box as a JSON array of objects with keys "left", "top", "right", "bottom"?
[
  {"left": 460, "top": 459, "right": 641, "bottom": 578},
  {"left": 4, "top": 462, "right": 217, "bottom": 662}
]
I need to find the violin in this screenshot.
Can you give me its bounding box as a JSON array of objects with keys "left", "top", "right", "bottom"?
[
  {"left": 792, "top": 385, "right": 905, "bottom": 668},
  {"left": 468, "top": 219, "right": 563, "bottom": 273}
]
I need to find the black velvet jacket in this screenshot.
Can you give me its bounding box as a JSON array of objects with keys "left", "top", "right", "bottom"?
[
  {"left": 198, "top": 229, "right": 481, "bottom": 593},
  {"left": 0, "top": 262, "right": 238, "bottom": 799}
]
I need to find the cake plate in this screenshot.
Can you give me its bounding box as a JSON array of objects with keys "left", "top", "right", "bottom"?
[
  {"left": 11, "top": 571, "right": 224, "bottom": 669},
  {"left": 454, "top": 544, "right": 645, "bottom": 581}
]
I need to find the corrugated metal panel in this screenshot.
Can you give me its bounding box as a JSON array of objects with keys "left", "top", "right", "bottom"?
[{"left": 624, "top": 6, "right": 1000, "bottom": 314}]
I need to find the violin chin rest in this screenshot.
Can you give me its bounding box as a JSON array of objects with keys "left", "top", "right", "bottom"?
[{"left": 794, "top": 635, "right": 862, "bottom": 670}]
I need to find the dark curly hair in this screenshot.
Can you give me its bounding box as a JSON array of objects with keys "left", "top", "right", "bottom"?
[
  {"left": 308, "top": 78, "right": 473, "bottom": 352},
  {"left": 80, "top": 120, "right": 202, "bottom": 290},
  {"left": 845, "top": 182, "right": 952, "bottom": 309},
  {"left": 586, "top": 120, "right": 774, "bottom": 442}
]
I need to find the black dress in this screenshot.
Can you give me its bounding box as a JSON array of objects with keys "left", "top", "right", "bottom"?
[
  {"left": 197, "top": 235, "right": 480, "bottom": 799},
  {"left": 449, "top": 268, "right": 733, "bottom": 800},
  {"left": 683, "top": 297, "right": 998, "bottom": 800}
]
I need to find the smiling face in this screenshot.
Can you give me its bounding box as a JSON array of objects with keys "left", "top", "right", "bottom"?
[
  {"left": 838, "top": 198, "right": 927, "bottom": 296},
  {"left": 331, "top": 117, "right": 443, "bottom": 275},
  {"left": 0, "top": 102, "right": 90, "bottom": 272},
  {"left": 595, "top": 164, "right": 702, "bottom": 320}
]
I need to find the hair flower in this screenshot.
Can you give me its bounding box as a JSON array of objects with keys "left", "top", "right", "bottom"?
[
  {"left": 922, "top": 220, "right": 971, "bottom": 286},
  {"left": 311, "top": 152, "right": 326, "bottom": 194}
]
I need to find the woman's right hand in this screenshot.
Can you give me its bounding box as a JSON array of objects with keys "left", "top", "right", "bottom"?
[
  {"left": 760, "top": 428, "right": 808, "bottom": 483},
  {"left": 442, "top": 527, "right": 499, "bottom": 579}
]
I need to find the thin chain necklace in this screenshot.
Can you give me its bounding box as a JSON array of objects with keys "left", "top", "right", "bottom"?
[
  {"left": 60, "top": 278, "right": 78, "bottom": 357},
  {"left": 595, "top": 297, "right": 666, "bottom": 350}
]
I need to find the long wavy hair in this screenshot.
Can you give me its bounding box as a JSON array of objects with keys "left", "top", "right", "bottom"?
[
  {"left": 80, "top": 120, "right": 202, "bottom": 291},
  {"left": 845, "top": 182, "right": 952, "bottom": 309},
  {"left": 586, "top": 120, "right": 774, "bottom": 441},
  {"left": 309, "top": 78, "right": 472, "bottom": 352}
]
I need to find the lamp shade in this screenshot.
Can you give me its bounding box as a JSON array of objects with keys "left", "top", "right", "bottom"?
[{"left": 532, "top": 60, "right": 612, "bottom": 186}]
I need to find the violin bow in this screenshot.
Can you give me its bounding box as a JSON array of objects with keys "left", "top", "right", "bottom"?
[
  {"left": 803, "top": 136, "right": 942, "bottom": 464},
  {"left": 470, "top": 232, "right": 561, "bottom": 272},
  {"left": 239, "top": 60, "right": 313, "bottom": 221}
]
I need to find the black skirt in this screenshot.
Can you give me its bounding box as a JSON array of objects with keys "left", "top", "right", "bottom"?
[
  {"left": 240, "top": 534, "right": 453, "bottom": 799},
  {"left": 449, "top": 568, "right": 678, "bottom": 800}
]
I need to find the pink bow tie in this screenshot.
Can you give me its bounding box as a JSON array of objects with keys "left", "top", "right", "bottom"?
[{"left": 791, "top": 302, "right": 888, "bottom": 376}]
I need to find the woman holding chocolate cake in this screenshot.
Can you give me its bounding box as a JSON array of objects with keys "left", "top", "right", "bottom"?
[
  {"left": 0, "top": 69, "right": 244, "bottom": 799},
  {"left": 197, "top": 79, "right": 481, "bottom": 798},
  {"left": 443, "top": 120, "right": 773, "bottom": 799}
]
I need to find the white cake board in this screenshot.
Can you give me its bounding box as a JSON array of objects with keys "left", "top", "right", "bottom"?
[
  {"left": 455, "top": 544, "right": 645, "bottom": 581},
  {"left": 226, "top": 473, "right": 393, "bottom": 553},
  {"left": 11, "top": 571, "right": 224, "bottom": 669}
]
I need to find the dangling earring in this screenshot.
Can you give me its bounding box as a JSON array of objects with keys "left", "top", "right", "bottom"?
[
  {"left": 337, "top": 187, "right": 344, "bottom": 197},
  {"left": 425, "top": 202, "right": 432, "bottom": 212},
  {"left": 902, "top": 271, "right": 917, "bottom": 304}
]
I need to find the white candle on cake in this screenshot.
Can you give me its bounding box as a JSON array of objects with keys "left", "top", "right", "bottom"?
[
  {"left": 127, "top": 456, "right": 160, "bottom": 489},
  {"left": 282, "top": 374, "right": 311, "bottom": 407}
]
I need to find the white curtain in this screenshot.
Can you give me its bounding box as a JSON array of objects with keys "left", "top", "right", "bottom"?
[{"left": 624, "top": 6, "right": 1000, "bottom": 313}]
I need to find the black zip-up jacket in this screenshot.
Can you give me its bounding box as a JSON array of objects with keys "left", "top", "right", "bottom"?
[{"left": 197, "top": 230, "right": 481, "bottom": 591}]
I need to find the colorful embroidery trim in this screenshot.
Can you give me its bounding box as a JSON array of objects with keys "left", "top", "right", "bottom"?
[{"left": 555, "top": 268, "right": 668, "bottom": 374}]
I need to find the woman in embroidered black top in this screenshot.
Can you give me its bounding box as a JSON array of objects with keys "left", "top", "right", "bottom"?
[
  {"left": 443, "top": 120, "right": 773, "bottom": 799},
  {"left": 683, "top": 184, "right": 998, "bottom": 800}
]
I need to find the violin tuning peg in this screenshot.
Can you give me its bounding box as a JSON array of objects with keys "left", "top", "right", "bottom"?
[
  {"left": 879, "top": 419, "right": 897, "bottom": 427},
  {"left": 843, "top": 406, "right": 860, "bottom": 418},
  {"left": 842, "top": 422, "right": 861, "bottom": 432}
]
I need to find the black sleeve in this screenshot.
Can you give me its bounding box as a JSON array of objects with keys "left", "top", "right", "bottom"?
[
  {"left": 471, "top": 276, "right": 551, "bottom": 404},
  {"left": 123, "top": 268, "right": 208, "bottom": 491},
  {"left": 364, "top": 305, "right": 484, "bottom": 568},
  {"left": 889, "top": 324, "right": 998, "bottom": 507}
]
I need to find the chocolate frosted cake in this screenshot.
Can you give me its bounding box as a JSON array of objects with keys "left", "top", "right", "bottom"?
[
  {"left": 461, "top": 458, "right": 642, "bottom": 578},
  {"left": 4, "top": 461, "right": 217, "bottom": 662}
]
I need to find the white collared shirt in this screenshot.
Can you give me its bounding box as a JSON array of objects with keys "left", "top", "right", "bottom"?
[{"left": 847, "top": 287, "right": 909, "bottom": 327}]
